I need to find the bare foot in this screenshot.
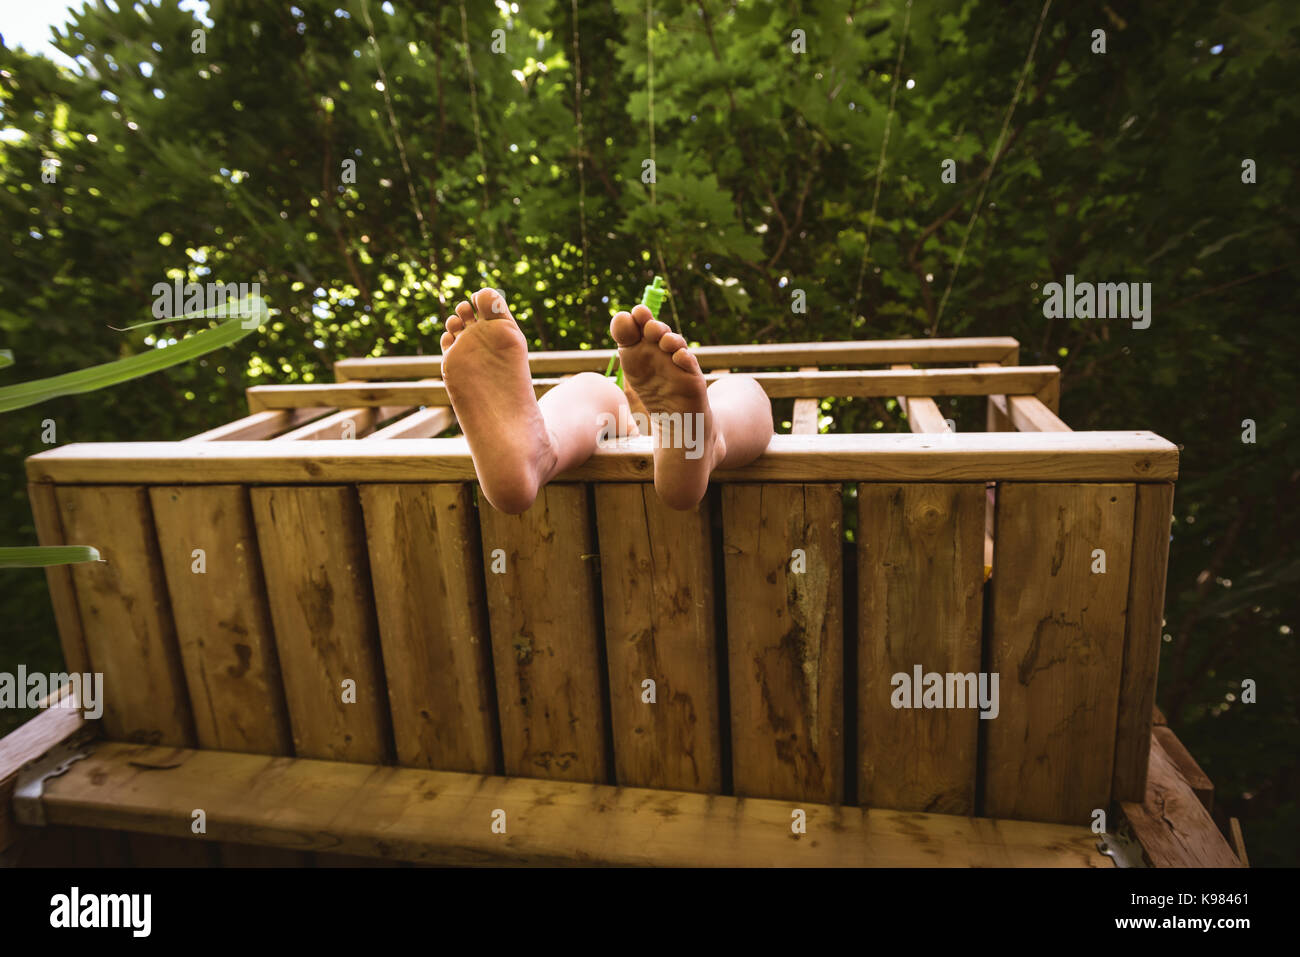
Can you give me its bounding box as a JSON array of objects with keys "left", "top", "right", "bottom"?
[
  {"left": 441, "top": 288, "right": 557, "bottom": 514},
  {"left": 610, "top": 305, "right": 722, "bottom": 510}
]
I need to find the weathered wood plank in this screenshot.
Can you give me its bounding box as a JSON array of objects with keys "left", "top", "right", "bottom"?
[
  {"left": 26, "top": 431, "right": 1182, "bottom": 485},
  {"left": 858, "top": 484, "right": 985, "bottom": 814},
  {"left": 248, "top": 366, "right": 1063, "bottom": 410},
  {"left": 723, "top": 484, "right": 843, "bottom": 803},
  {"left": 249, "top": 486, "right": 391, "bottom": 764},
  {"left": 984, "top": 483, "right": 1136, "bottom": 824},
  {"left": 334, "top": 337, "right": 1022, "bottom": 379},
  {"left": 477, "top": 485, "right": 607, "bottom": 783},
  {"left": 1120, "top": 736, "right": 1240, "bottom": 868},
  {"left": 357, "top": 484, "right": 498, "bottom": 773},
  {"left": 40, "top": 742, "right": 1109, "bottom": 867},
  {"left": 1112, "top": 482, "right": 1175, "bottom": 803},
  {"left": 26, "top": 482, "right": 90, "bottom": 677},
  {"left": 0, "top": 684, "right": 84, "bottom": 854},
  {"left": 55, "top": 486, "right": 195, "bottom": 747},
  {"left": 364, "top": 407, "right": 455, "bottom": 440},
  {"left": 594, "top": 485, "right": 721, "bottom": 792},
  {"left": 149, "top": 486, "right": 292, "bottom": 756},
  {"left": 791, "top": 366, "right": 820, "bottom": 434},
  {"left": 1153, "top": 725, "right": 1214, "bottom": 812},
  {"left": 184, "top": 407, "right": 327, "bottom": 442},
  {"left": 276, "top": 407, "right": 379, "bottom": 440}
]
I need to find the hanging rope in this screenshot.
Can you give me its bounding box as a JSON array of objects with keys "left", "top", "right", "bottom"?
[
  {"left": 931, "top": 0, "right": 1052, "bottom": 335},
  {"left": 457, "top": 0, "right": 496, "bottom": 277},
  {"left": 646, "top": 0, "right": 682, "bottom": 332},
  {"left": 571, "top": 0, "right": 592, "bottom": 336},
  {"left": 358, "top": 0, "right": 444, "bottom": 312},
  {"left": 850, "top": 0, "right": 913, "bottom": 336}
]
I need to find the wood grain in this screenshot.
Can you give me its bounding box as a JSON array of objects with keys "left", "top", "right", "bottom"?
[
  {"left": 55, "top": 486, "right": 195, "bottom": 747},
  {"left": 148, "top": 486, "right": 292, "bottom": 756},
  {"left": 477, "top": 485, "right": 607, "bottom": 783},
  {"left": 26, "top": 482, "right": 90, "bottom": 676},
  {"left": 984, "top": 483, "right": 1136, "bottom": 824},
  {"left": 26, "top": 431, "right": 1182, "bottom": 485},
  {"left": 358, "top": 483, "right": 498, "bottom": 773},
  {"left": 334, "top": 337, "right": 1022, "bottom": 379},
  {"left": 723, "top": 484, "right": 843, "bottom": 803},
  {"left": 1120, "top": 736, "right": 1240, "bottom": 868},
  {"left": 40, "top": 742, "right": 1110, "bottom": 867},
  {"left": 1111, "top": 482, "right": 1175, "bottom": 803},
  {"left": 250, "top": 486, "right": 391, "bottom": 763},
  {"left": 594, "top": 485, "right": 721, "bottom": 792},
  {"left": 858, "top": 484, "right": 985, "bottom": 813}
]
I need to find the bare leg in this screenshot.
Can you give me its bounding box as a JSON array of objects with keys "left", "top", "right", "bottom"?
[
  {"left": 441, "top": 287, "right": 630, "bottom": 514},
  {"left": 611, "top": 304, "right": 773, "bottom": 509}
]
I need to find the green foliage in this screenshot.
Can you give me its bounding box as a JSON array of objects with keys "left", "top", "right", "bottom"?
[{"left": 1, "top": 0, "right": 1297, "bottom": 861}]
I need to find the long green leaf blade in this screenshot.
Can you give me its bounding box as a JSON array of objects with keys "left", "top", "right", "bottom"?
[
  {"left": 0, "top": 546, "right": 102, "bottom": 568},
  {"left": 0, "top": 350, "right": 12, "bottom": 369},
  {"left": 0, "top": 297, "right": 265, "bottom": 413}
]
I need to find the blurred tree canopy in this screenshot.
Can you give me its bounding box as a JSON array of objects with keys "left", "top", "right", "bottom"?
[{"left": 1, "top": 0, "right": 1297, "bottom": 862}]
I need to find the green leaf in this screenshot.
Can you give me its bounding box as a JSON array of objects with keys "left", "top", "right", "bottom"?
[
  {"left": 0, "top": 546, "right": 102, "bottom": 568},
  {"left": 0, "top": 298, "right": 265, "bottom": 413},
  {"left": 0, "top": 350, "right": 12, "bottom": 369}
]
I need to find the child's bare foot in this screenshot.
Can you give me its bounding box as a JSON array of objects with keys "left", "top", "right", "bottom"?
[
  {"left": 610, "top": 305, "right": 722, "bottom": 509},
  {"left": 441, "top": 288, "right": 557, "bottom": 514}
]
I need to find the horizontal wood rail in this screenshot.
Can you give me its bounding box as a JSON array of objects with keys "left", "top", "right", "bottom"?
[
  {"left": 26, "top": 432, "right": 1178, "bottom": 484},
  {"left": 183, "top": 407, "right": 329, "bottom": 442},
  {"left": 249, "top": 367, "right": 1062, "bottom": 412},
  {"left": 35, "top": 742, "right": 1106, "bottom": 867},
  {"left": 334, "top": 337, "right": 1022, "bottom": 380}
]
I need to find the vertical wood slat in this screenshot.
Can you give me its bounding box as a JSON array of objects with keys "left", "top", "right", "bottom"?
[
  {"left": 478, "top": 485, "right": 607, "bottom": 783},
  {"left": 54, "top": 486, "right": 195, "bottom": 747},
  {"left": 790, "top": 366, "right": 819, "bottom": 434},
  {"left": 250, "top": 486, "right": 392, "bottom": 764},
  {"left": 149, "top": 486, "right": 292, "bottom": 756},
  {"left": 985, "top": 483, "right": 1136, "bottom": 823},
  {"left": 722, "top": 484, "right": 843, "bottom": 804},
  {"left": 26, "top": 482, "right": 90, "bottom": 676},
  {"left": 981, "top": 362, "right": 1015, "bottom": 432},
  {"left": 857, "top": 484, "right": 985, "bottom": 814},
  {"left": 358, "top": 483, "right": 498, "bottom": 773},
  {"left": 1111, "top": 482, "right": 1175, "bottom": 802},
  {"left": 594, "top": 485, "right": 721, "bottom": 793}
]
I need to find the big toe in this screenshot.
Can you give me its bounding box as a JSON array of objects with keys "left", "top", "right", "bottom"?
[
  {"left": 610, "top": 310, "right": 642, "bottom": 346},
  {"left": 473, "top": 287, "right": 513, "bottom": 321}
]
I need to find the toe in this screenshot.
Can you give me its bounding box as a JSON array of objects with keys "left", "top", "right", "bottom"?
[
  {"left": 474, "top": 287, "right": 511, "bottom": 320},
  {"left": 455, "top": 300, "right": 475, "bottom": 325},
  {"left": 629, "top": 304, "right": 654, "bottom": 327},
  {"left": 642, "top": 319, "right": 670, "bottom": 344},
  {"left": 440, "top": 330, "right": 456, "bottom": 352},
  {"left": 610, "top": 310, "right": 642, "bottom": 346},
  {"left": 659, "top": 331, "right": 687, "bottom": 353},
  {"left": 671, "top": 347, "right": 702, "bottom": 375},
  {"left": 446, "top": 313, "right": 465, "bottom": 335}
]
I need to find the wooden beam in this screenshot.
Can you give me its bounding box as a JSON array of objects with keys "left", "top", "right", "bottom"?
[
  {"left": 1153, "top": 725, "right": 1214, "bottom": 812},
  {"left": 891, "top": 365, "right": 951, "bottom": 434},
  {"left": 334, "top": 337, "right": 1023, "bottom": 380},
  {"left": 1120, "top": 736, "right": 1240, "bottom": 868},
  {"left": 26, "top": 431, "right": 1181, "bottom": 485},
  {"left": 275, "top": 407, "right": 379, "bottom": 441},
  {"left": 988, "top": 394, "right": 1072, "bottom": 433},
  {"left": 183, "top": 408, "right": 328, "bottom": 442},
  {"left": 26, "top": 483, "right": 91, "bottom": 677},
  {"left": 1229, "top": 819, "right": 1249, "bottom": 867},
  {"left": 248, "top": 367, "right": 1065, "bottom": 410},
  {"left": 790, "top": 366, "right": 820, "bottom": 434},
  {"left": 364, "top": 407, "right": 455, "bottom": 440},
  {"left": 36, "top": 742, "right": 1109, "bottom": 867},
  {"left": 0, "top": 684, "right": 87, "bottom": 853}
]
